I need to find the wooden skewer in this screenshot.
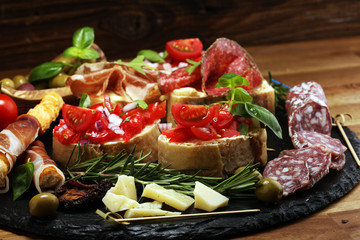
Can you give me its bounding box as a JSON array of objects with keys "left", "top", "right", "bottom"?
[
  {"left": 334, "top": 114, "right": 360, "bottom": 167},
  {"left": 96, "top": 208, "right": 261, "bottom": 224}
]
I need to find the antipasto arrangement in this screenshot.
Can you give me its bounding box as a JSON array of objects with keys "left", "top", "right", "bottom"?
[{"left": 0, "top": 26, "right": 348, "bottom": 223}]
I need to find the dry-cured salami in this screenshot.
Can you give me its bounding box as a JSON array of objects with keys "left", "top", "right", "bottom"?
[
  {"left": 263, "top": 155, "right": 310, "bottom": 196},
  {"left": 286, "top": 81, "right": 332, "bottom": 138},
  {"left": 292, "top": 130, "right": 347, "bottom": 170},
  {"left": 279, "top": 145, "right": 332, "bottom": 188}
]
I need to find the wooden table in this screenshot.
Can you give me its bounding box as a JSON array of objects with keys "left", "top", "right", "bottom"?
[{"left": 1, "top": 36, "right": 360, "bottom": 240}]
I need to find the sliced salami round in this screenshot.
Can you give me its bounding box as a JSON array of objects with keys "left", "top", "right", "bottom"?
[
  {"left": 279, "top": 145, "right": 331, "bottom": 188},
  {"left": 291, "top": 130, "right": 347, "bottom": 170},
  {"left": 201, "top": 38, "right": 263, "bottom": 96},
  {"left": 286, "top": 81, "right": 332, "bottom": 138},
  {"left": 263, "top": 155, "right": 310, "bottom": 196}
]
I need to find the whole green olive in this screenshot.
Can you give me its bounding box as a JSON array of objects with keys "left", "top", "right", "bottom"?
[
  {"left": 48, "top": 72, "right": 69, "bottom": 88},
  {"left": 55, "top": 56, "right": 75, "bottom": 74},
  {"left": 0, "top": 78, "right": 15, "bottom": 88},
  {"left": 29, "top": 192, "right": 59, "bottom": 218},
  {"left": 255, "top": 178, "right": 283, "bottom": 203},
  {"left": 234, "top": 166, "right": 263, "bottom": 182},
  {"left": 34, "top": 80, "right": 49, "bottom": 90},
  {"left": 13, "top": 75, "right": 28, "bottom": 89}
]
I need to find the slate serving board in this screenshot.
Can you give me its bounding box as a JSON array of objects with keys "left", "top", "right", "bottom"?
[{"left": 0, "top": 111, "right": 360, "bottom": 240}]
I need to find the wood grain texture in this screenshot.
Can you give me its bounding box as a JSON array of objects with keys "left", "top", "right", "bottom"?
[{"left": 1, "top": 0, "right": 360, "bottom": 71}]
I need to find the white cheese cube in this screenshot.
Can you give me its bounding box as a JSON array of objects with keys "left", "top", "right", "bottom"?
[
  {"left": 111, "top": 175, "right": 137, "bottom": 201},
  {"left": 102, "top": 191, "right": 139, "bottom": 212},
  {"left": 142, "top": 183, "right": 194, "bottom": 211},
  {"left": 193, "top": 181, "right": 229, "bottom": 212}
]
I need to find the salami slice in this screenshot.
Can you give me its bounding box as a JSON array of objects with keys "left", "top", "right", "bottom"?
[
  {"left": 263, "top": 155, "right": 310, "bottom": 196},
  {"left": 286, "top": 81, "right": 332, "bottom": 138},
  {"left": 201, "top": 38, "right": 263, "bottom": 96},
  {"left": 279, "top": 145, "right": 331, "bottom": 188},
  {"left": 292, "top": 130, "right": 347, "bottom": 170}
]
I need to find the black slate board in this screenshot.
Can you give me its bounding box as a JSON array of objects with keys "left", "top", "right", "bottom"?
[{"left": 1, "top": 111, "right": 360, "bottom": 240}]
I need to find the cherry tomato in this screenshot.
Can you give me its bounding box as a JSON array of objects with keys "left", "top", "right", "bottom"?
[
  {"left": 0, "top": 94, "right": 18, "bottom": 131},
  {"left": 212, "top": 104, "right": 233, "bottom": 129},
  {"left": 57, "top": 128, "right": 79, "bottom": 144},
  {"left": 62, "top": 104, "right": 96, "bottom": 132},
  {"left": 164, "top": 125, "right": 194, "bottom": 143},
  {"left": 145, "top": 101, "right": 167, "bottom": 124},
  {"left": 190, "top": 125, "right": 218, "bottom": 140},
  {"left": 166, "top": 38, "right": 203, "bottom": 61},
  {"left": 87, "top": 129, "right": 116, "bottom": 144},
  {"left": 172, "top": 104, "right": 215, "bottom": 127},
  {"left": 218, "top": 128, "right": 240, "bottom": 138}
]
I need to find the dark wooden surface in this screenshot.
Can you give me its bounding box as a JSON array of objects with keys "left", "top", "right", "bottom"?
[{"left": 1, "top": 0, "right": 360, "bottom": 72}]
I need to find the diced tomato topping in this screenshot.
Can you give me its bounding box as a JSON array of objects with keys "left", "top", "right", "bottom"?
[{"left": 190, "top": 125, "right": 218, "bottom": 140}]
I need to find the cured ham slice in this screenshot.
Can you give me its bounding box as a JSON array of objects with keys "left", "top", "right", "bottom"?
[
  {"left": 0, "top": 92, "right": 64, "bottom": 193},
  {"left": 279, "top": 145, "right": 332, "bottom": 188},
  {"left": 201, "top": 38, "right": 263, "bottom": 96},
  {"left": 286, "top": 81, "right": 332, "bottom": 138},
  {"left": 66, "top": 62, "right": 161, "bottom": 104},
  {"left": 21, "top": 141, "right": 65, "bottom": 193},
  {"left": 263, "top": 155, "right": 310, "bottom": 196},
  {"left": 292, "top": 130, "right": 347, "bottom": 170}
]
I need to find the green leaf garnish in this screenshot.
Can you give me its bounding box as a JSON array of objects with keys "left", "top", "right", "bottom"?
[
  {"left": 215, "top": 72, "right": 249, "bottom": 88},
  {"left": 72, "top": 26, "right": 95, "bottom": 49},
  {"left": 29, "top": 62, "right": 64, "bottom": 82},
  {"left": 185, "top": 59, "right": 201, "bottom": 75},
  {"left": 137, "top": 49, "right": 165, "bottom": 63},
  {"left": 12, "top": 160, "right": 34, "bottom": 200},
  {"left": 134, "top": 100, "right": 148, "bottom": 110},
  {"left": 237, "top": 122, "right": 249, "bottom": 135},
  {"left": 78, "top": 93, "right": 91, "bottom": 108},
  {"left": 226, "top": 88, "right": 253, "bottom": 103},
  {"left": 117, "top": 55, "right": 153, "bottom": 75}
]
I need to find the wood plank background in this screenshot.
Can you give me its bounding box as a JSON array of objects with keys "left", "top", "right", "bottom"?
[{"left": 1, "top": 0, "right": 360, "bottom": 72}]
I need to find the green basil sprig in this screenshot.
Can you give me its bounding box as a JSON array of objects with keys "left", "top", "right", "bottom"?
[
  {"left": 117, "top": 55, "right": 154, "bottom": 75},
  {"left": 12, "top": 160, "right": 34, "bottom": 200},
  {"left": 216, "top": 72, "right": 282, "bottom": 139},
  {"left": 185, "top": 59, "right": 201, "bottom": 75},
  {"left": 29, "top": 62, "right": 65, "bottom": 83},
  {"left": 137, "top": 49, "right": 165, "bottom": 63}
]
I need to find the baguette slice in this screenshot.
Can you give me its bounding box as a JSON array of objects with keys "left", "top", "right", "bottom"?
[
  {"left": 52, "top": 120, "right": 161, "bottom": 169},
  {"left": 166, "top": 80, "right": 275, "bottom": 125},
  {"left": 158, "top": 125, "right": 267, "bottom": 178}
]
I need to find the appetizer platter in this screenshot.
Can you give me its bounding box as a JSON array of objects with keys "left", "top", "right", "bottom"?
[{"left": 1, "top": 27, "right": 360, "bottom": 240}]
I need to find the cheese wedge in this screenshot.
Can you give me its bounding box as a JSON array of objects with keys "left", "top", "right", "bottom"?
[
  {"left": 193, "top": 181, "right": 229, "bottom": 212},
  {"left": 142, "top": 183, "right": 194, "bottom": 211},
  {"left": 110, "top": 175, "right": 137, "bottom": 201},
  {"left": 124, "top": 208, "right": 181, "bottom": 218},
  {"left": 102, "top": 191, "right": 139, "bottom": 212}
]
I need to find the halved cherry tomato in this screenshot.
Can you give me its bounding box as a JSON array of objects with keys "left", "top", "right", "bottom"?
[
  {"left": 212, "top": 104, "right": 233, "bottom": 129},
  {"left": 166, "top": 38, "right": 203, "bottom": 61},
  {"left": 219, "top": 128, "right": 240, "bottom": 138},
  {"left": 172, "top": 104, "right": 215, "bottom": 127},
  {"left": 62, "top": 104, "right": 96, "bottom": 132},
  {"left": 145, "top": 101, "right": 166, "bottom": 124},
  {"left": 164, "top": 125, "right": 194, "bottom": 143},
  {"left": 87, "top": 129, "right": 116, "bottom": 144},
  {"left": 57, "top": 128, "right": 81, "bottom": 144},
  {"left": 190, "top": 125, "right": 218, "bottom": 140}
]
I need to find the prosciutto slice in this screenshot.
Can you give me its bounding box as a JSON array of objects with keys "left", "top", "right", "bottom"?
[
  {"left": 21, "top": 141, "right": 65, "bottom": 193},
  {"left": 66, "top": 62, "right": 161, "bottom": 103},
  {"left": 0, "top": 114, "right": 40, "bottom": 192}
]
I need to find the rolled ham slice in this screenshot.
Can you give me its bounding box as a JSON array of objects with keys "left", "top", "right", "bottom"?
[{"left": 22, "top": 141, "right": 65, "bottom": 193}]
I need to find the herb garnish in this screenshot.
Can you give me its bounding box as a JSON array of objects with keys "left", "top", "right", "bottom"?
[
  {"left": 216, "top": 72, "right": 283, "bottom": 139},
  {"left": 12, "top": 159, "right": 34, "bottom": 200},
  {"left": 185, "top": 59, "right": 201, "bottom": 75},
  {"left": 117, "top": 55, "right": 154, "bottom": 75},
  {"left": 268, "top": 72, "right": 290, "bottom": 111},
  {"left": 29, "top": 26, "right": 100, "bottom": 83},
  {"left": 137, "top": 49, "right": 165, "bottom": 63},
  {"left": 78, "top": 93, "right": 91, "bottom": 108}
]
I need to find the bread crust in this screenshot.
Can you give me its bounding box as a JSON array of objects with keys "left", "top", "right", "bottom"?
[{"left": 158, "top": 127, "right": 267, "bottom": 178}]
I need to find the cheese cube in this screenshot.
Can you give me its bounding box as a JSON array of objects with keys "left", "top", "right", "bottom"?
[
  {"left": 102, "top": 191, "right": 139, "bottom": 212},
  {"left": 137, "top": 201, "right": 163, "bottom": 209},
  {"left": 110, "top": 175, "right": 137, "bottom": 201},
  {"left": 142, "top": 183, "right": 194, "bottom": 211},
  {"left": 124, "top": 208, "right": 181, "bottom": 218},
  {"left": 193, "top": 181, "right": 229, "bottom": 212}
]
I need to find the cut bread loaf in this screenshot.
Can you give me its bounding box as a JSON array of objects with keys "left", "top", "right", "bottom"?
[
  {"left": 52, "top": 121, "right": 161, "bottom": 169},
  {"left": 166, "top": 80, "right": 275, "bottom": 125},
  {"left": 158, "top": 125, "right": 267, "bottom": 178}
]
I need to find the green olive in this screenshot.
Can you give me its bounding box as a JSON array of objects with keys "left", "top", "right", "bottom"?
[
  {"left": 0, "top": 78, "right": 15, "bottom": 88},
  {"left": 13, "top": 75, "right": 28, "bottom": 89},
  {"left": 48, "top": 72, "right": 69, "bottom": 88},
  {"left": 55, "top": 56, "right": 75, "bottom": 74},
  {"left": 255, "top": 178, "right": 283, "bottom": 203},
  {"left": 34, "top": 80, "right": 49, "bottom": 90},
  {"left": 29, "top": 192, "right": 59, "bottom": 218},
  {"left": 234, "top": 166, "right": 263, "bottom": 182}
]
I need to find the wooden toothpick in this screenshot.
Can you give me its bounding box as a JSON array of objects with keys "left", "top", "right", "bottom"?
[{"left": 334, "top": 114, "right": 360, "bottom": 167}]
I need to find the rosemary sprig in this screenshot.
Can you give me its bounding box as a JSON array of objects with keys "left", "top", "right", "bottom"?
[
  {"left": 268, "top": 72, "right": 290, "bottom": 111},
  {"left": 65, "top": 145, "right": 260, "bottom": 198}
]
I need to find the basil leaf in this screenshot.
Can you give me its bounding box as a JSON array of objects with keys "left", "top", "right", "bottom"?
[
  {"left": 134, "top": 100, "right": 148, "bottom": 110},
  {"left": 79, "top": 93, "right": 91, "bottom": 108},
  {"left": 62, "top": 46, "right": 82, "bottom": 59},
  {"left": 137, "top": 50, "right": 165, "bottom": 63},
  {"left": 230, "top": 103, "right": 252, "bottom": 118},
  {"left": 244, "top": 102, "right": 283, "bottom": 139},
  {"left": 12, "top": 161, "right": 34, "bottom": 200},
  {"left": 29, "top": 62, "right": 64, "bottom": 82},
  {"left": 227, "top": 88, "right": 253, "bottom": 103},
  {"left": 73, "top": 26, "right": 95, "bottom": 49},
  {"left": 215, "top": 73, "right": 249, "bottom": 88},
  {"left": 162, "top": 51, "right": 168, "bottom": 59},
  {"left": 185, "top": 59, "right": 201, "bottom": 75},
  {"left": 78, "top": 48, "right": 100, "bottom": 60},
  {"left": 237, "top": 122, "right": 249, "bottom": 135},
  {"left": 118, "top": 55, "right": 148, "bottom": 75}
]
